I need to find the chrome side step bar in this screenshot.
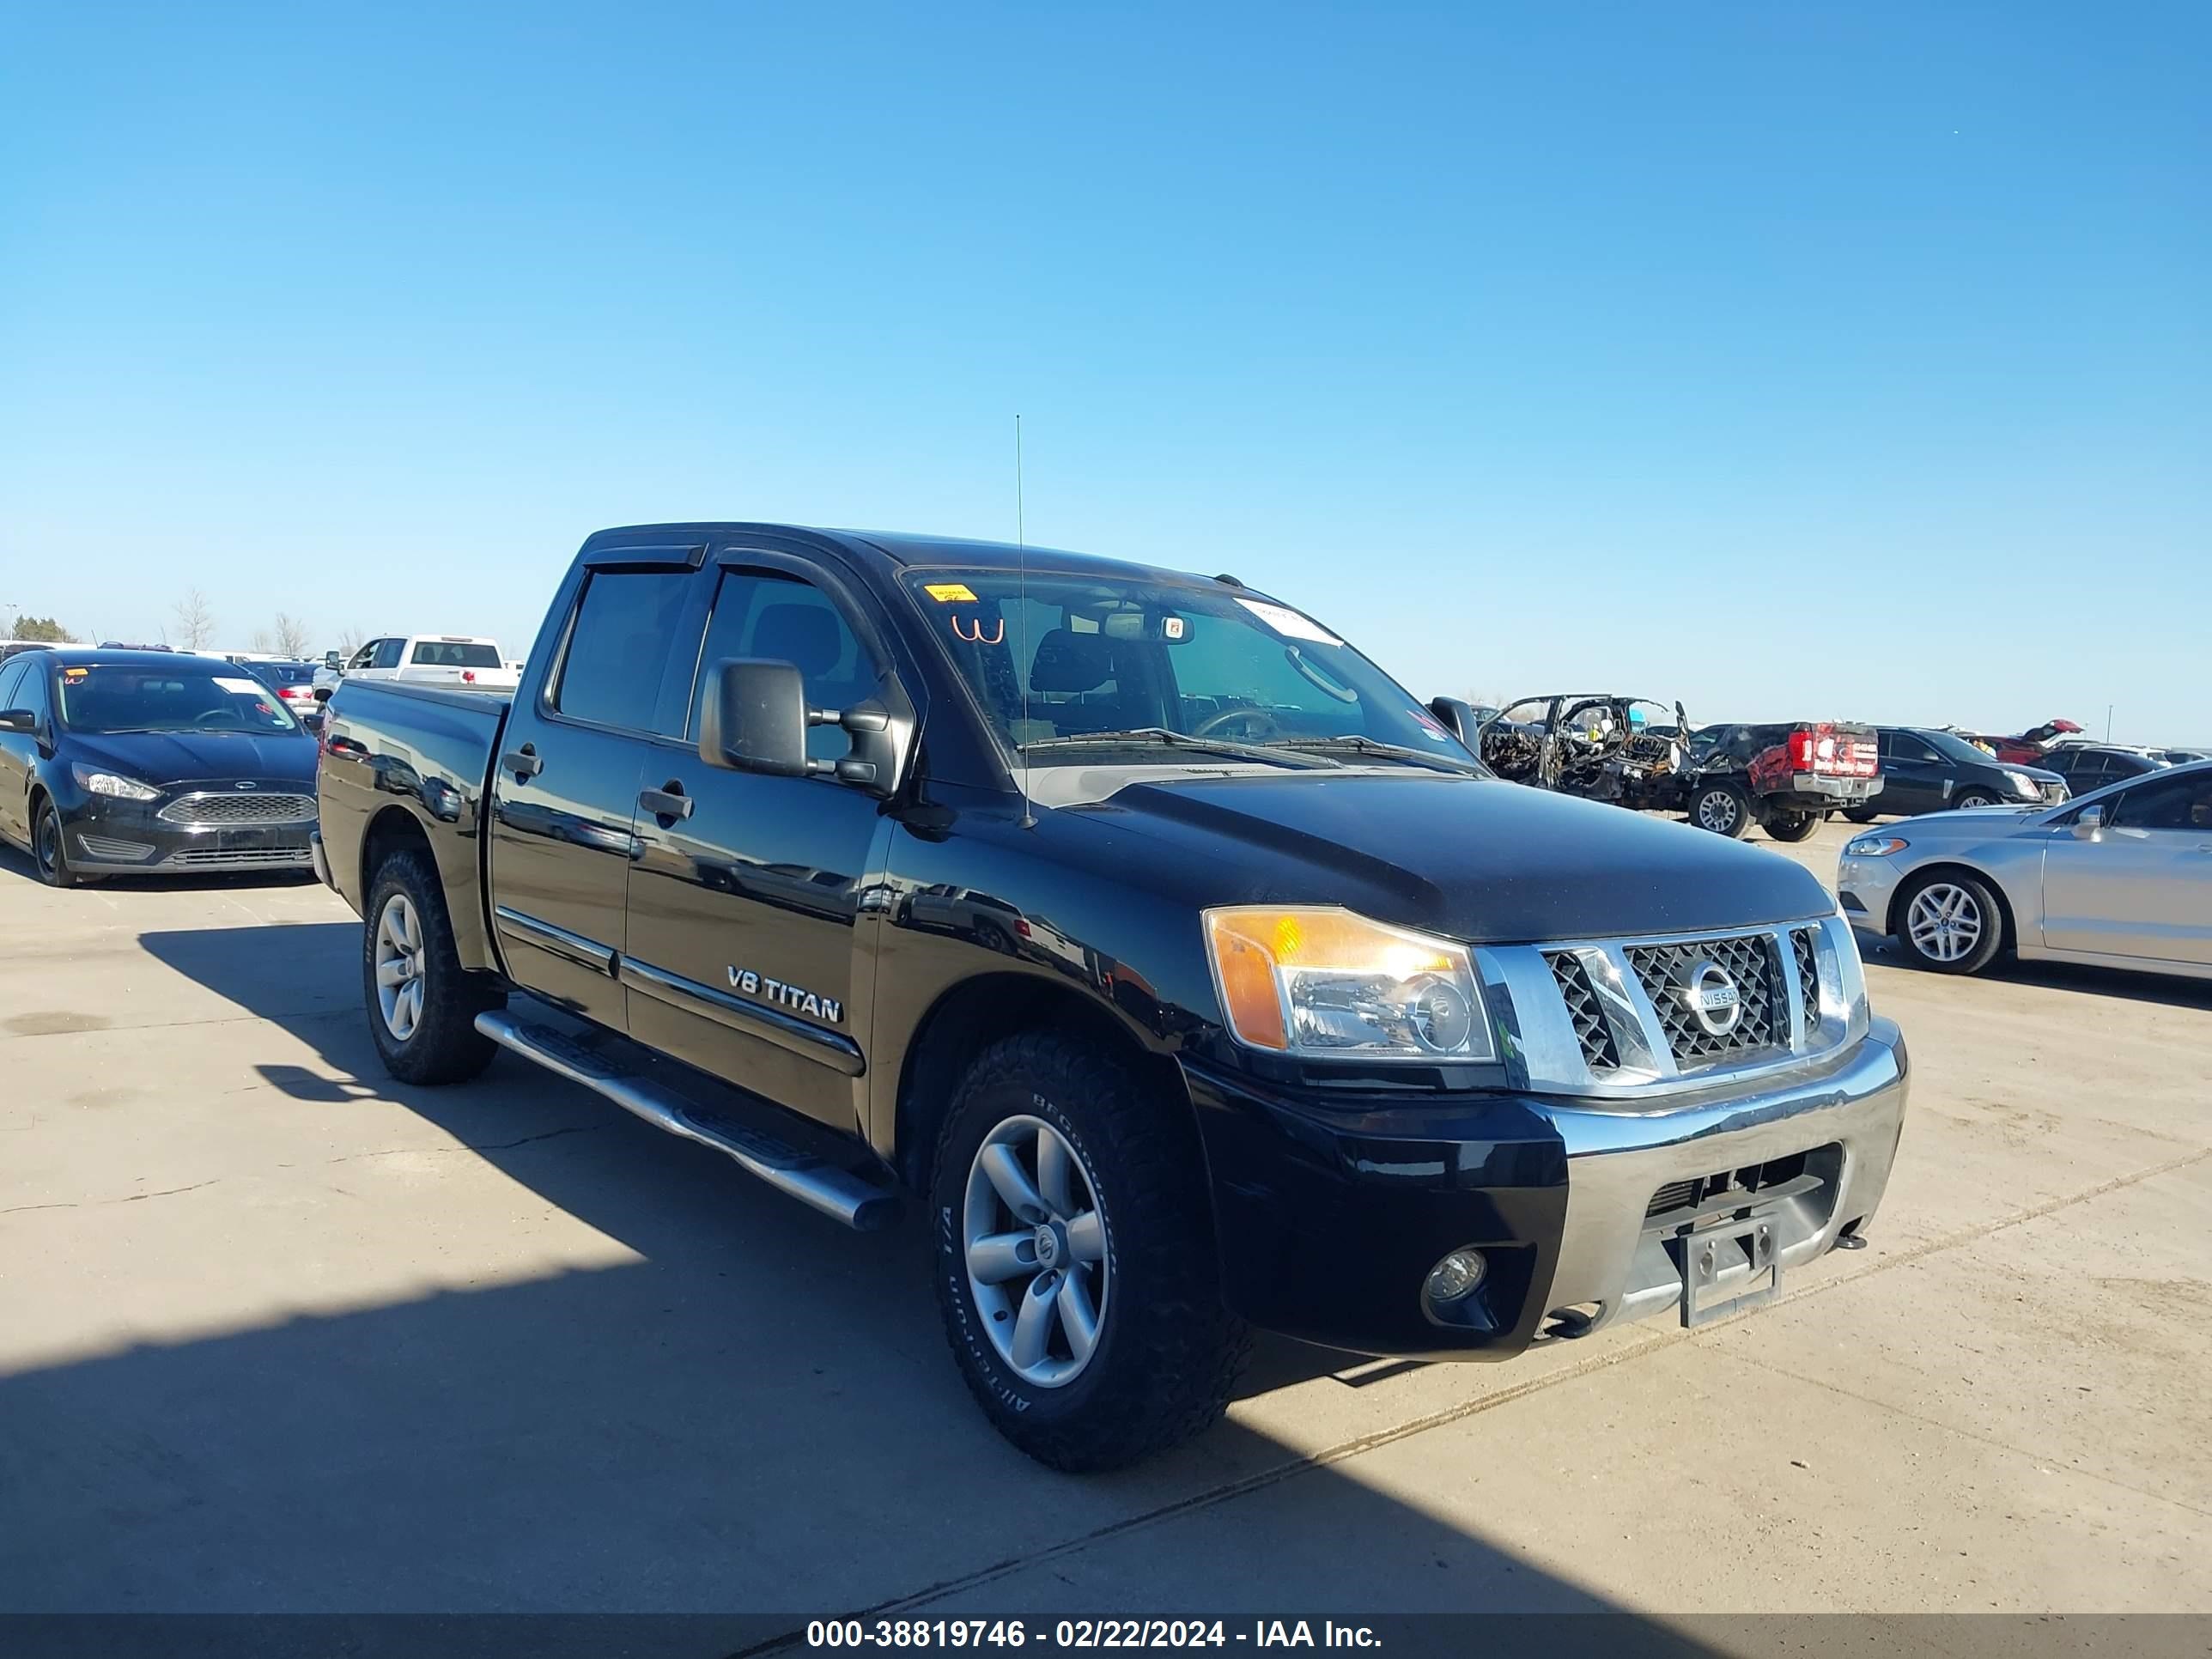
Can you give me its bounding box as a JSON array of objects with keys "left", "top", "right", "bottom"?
[{"left": 474, "top": 1011, "right": 899, "bottom": 1232}]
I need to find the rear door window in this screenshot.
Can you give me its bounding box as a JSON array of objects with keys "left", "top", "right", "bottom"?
[{"left": 554, "top": 570, "right": 696, "bottom": 732}]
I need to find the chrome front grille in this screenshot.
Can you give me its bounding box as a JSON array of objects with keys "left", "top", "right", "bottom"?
[
  {"left": 1790, "top": 927, "right": 1822, "bottom": 1034},
  {"left": 1624, "top": 933, "right": 1782, "bottom": 1065},
  {"left": 1495, "top": 917, "right": 1864, "bottom": 1097},
  {"left": 157, "top": 791, "right": 316, "bottom": 826},
  {"left": 1547, "top": 951, "right": 1620, "bottom": 1071}
]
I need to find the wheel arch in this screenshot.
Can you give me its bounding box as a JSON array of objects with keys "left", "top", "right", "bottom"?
[
  {"left": 890, "top": 971, "right": 1192, "bottom": 1194},
  {"left": 1888, "top": 859, "right": 2019, "bottom": 951},
  {"left": 357, "top": 801, "right": 496, "bottom": 972}
]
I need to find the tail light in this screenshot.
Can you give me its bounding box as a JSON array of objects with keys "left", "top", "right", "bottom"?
[{"left": 1789, "top": 732, "right": 1815, "bottom": 771}]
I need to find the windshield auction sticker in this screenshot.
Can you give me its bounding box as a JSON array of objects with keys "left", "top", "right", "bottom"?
[{"left": 1234, "top": 597, "right": 1341, "bottom": 646}]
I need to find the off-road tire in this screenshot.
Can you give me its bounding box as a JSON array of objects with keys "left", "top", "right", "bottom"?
[
  {"left": 931, "top": 1031, "right": 1250, "bottom": 1472},
  {"left": 1893, "top": 869, "right": 2007, "bottom": 975},
  {"left": 1764, "top": 811, "right": 1822, "bottom": 842},
  {"left": 1689, "top": 781, "right": 1753, "bottom": 839},
  {"left": 363, "top": 847, "right": 502, "bottom": 1085},
  {"left": 1844, "top": 806, "right": 1881, "bottom": 824},
  {"left": 31, "top": 796, "right": 82, "bottom": 888}
]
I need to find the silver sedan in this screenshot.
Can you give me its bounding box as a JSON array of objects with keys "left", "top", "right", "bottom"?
[{"left": 1838, "top": 760, "right": 2212, "bottom": 977}]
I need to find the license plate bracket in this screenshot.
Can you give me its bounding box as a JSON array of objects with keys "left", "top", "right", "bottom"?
[{"left": 1674, "top": 1216, "right": 1782, "bottom": 1328}]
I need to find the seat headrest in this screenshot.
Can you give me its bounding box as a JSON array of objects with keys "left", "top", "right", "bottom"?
[
  {"left": 751, "top": 605, "right": 843, "bottom": 680},
  {"left": 1029, "top": 629, "right": 1114, "bottom": 695}
]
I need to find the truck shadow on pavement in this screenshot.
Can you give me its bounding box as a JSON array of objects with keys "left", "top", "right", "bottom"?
[
  {"left": 1857, "top": 937, "right": 2212, "bottom": 1011},
  {"left": 38, "top": 921, "right": 1715, "bottom": 1636}
]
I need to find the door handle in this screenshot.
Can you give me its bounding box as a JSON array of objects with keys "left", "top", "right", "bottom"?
[
  {"left": 640, "top": 784, "right": 694, "bottom": 821},
  {"left": 501, "top": 744, "right": 542, "bottom": 780}
]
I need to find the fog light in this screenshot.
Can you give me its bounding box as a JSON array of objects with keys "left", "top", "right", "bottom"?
[{"left": 1425, "top": 1249, "right": 1486, "bottom": 1304}]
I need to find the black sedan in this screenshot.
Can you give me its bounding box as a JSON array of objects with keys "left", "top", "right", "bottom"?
[
  {"left": 0, "top": 648, "right": 319, "bottom": 886},
  {"left": 1847, "top": 726, "right": 2068, "bottom": 821},
  {"left": 2033, "top": 743, "right": 2166, "bottom": 798}
]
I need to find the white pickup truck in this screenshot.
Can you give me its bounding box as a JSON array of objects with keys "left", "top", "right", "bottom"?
[{"left": 318, "top": 635, "right": 520, "bottom": 694}]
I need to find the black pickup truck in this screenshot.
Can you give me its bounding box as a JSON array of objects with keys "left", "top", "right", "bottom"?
[{"left": 314, "top": 523, "right": 1910, "bottom": 1470}]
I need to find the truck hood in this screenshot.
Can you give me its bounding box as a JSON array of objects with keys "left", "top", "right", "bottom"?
[
  {"left": 65, "top": 729, "right": 318, "bottom": 788},
  {"left": 1079, "top": 769, "right": 1835, "bottom": 945}
]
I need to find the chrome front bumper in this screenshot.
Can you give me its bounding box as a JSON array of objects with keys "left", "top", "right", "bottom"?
[{"left": 1540, "top": 1017, "right": 1908, "bottom": 1334}]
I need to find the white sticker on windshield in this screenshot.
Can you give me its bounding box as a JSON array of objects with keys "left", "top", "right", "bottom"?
[
  {"left": 214, "top": 677, "right": 264, "bottom": 695},
  {"left": 1235, "top": 598, "right": 1341, "bottom": 646}
]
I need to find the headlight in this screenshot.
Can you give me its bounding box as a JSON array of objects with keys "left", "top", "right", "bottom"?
[
  {"left": 1844, "top": 835, "right": 1909, "bottom": 858},
  {"left": 71, "top": 764, "right": 160, "bottom": 801},
  {"left": 1203, "top": 907, "right": 1494, "bottom": 1061},
  {"left": 2002, "top": 771, "right": 2039, "bottom": 797}
]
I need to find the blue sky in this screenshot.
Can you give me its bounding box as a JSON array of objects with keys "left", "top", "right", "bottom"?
[{"left": 3, "top": 2, "right": 2204, "bottom": 738}]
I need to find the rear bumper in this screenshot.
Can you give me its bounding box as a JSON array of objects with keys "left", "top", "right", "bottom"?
[
  {"left": 1184, "top": 1019, "right": 1908, "bottom": 1360},
  {"left": 1783, "top": 775, "right": 1882, "bottom": 804}
]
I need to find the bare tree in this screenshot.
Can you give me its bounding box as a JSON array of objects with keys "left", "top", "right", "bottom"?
[
  {"left": 335, "top": 625, "right": 368, "bottom": 658},
  {"left": 171, "top": 588, "right": 216, "bottom": 650},
  {"left": 272, "top": 612, "right": 311, "bottom": 658},
  {"left": 250, "top": 626, "right": 276, "bottom": 653}
]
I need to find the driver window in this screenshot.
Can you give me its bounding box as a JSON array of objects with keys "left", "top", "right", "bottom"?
[
  {"left": 371, "top": 639, "right": 404, "bottom": 670},
  {"left": 2108, "top": 772, "right": 2212, "bottom": 833},
  {"left": 695, "top": 571, "right": 885, "bottom": 761},
  {"left": 0, "top": 660, "right": 26, "bottom": 711}
]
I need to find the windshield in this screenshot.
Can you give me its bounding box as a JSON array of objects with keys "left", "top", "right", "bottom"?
[
  {"left": 1919, "top": 727, "right": 2009, "bottom": 767},
  {"left": 904, "top": 571, "right": 1466, "bottom": 763},
  {"left": 410, "top": 641, "right": 502, "bottom": 668},
  {"left": 57, "top": 664, "right": 304, "bottom": 735}
]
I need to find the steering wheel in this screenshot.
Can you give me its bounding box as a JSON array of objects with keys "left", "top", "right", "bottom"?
[
  {"left": 1192, "top": 705, "right": 1285, "bottom": 742},
  {"left": 190, "top": 708, "right": 240, "bottom": 728}
]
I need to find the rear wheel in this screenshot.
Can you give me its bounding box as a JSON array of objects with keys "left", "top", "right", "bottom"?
[
  {"left": 31, "top": 798, "right": 82, "bottom": 888},
  {"left": 1764, "top": 811, "right": 1821, "bottom": 842},
  {"left": 1844, "top": 806, "right": 1881, "bottom": 824},
  {"left": 1894, "top": 871, "right": 2005, "bottom": 975},
  {"left": 1689, "top": 781, "right": 1752, "bottom": 838},
  {"left": 931, "top": 1031, "right": 1249, "bottom": 1472},
  {"left": 363, "top": 848, "right": 501, "bottom": 1084}
]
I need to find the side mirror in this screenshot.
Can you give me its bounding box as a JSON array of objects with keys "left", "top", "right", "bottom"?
[
  {"left": 2072, "top": 804, "right": 2105, "bottom": 840},
  {"left": 1426, "top": 697, "right": 1481, "bottom": 749},
  {"left": 0, "top": 709, "right": 33, "bottom": 734},
  {"left": 697, "top": 658, "right": 905, "bottom": 794},
  {"left": 700, "top": 659, "right": 811, "bottom": 778},
  {"left": 313, "top": 686, "right": 332, "bottom": 703}
]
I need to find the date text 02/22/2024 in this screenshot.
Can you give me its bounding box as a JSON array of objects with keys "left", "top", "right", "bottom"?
[{"left": 805, "top": 1620, "right": 1382, "bottom": 1650}]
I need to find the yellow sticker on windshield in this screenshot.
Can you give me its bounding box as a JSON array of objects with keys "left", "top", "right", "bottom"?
[
  {"left": 64, "top": 667, "right": 89, "bottom": 678},
  {"left": 924, "top": 582, "right": 979, "bottom": 603}
]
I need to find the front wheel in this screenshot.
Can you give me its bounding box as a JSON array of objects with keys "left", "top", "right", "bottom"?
[
  {"left": 363, "top": 848, "right": 502, "bottom": 1084},
  {"left": 1689, "top": 781, "right": 1753, "bottom": 838},
  {"left": 31, "top": 798, "right": 82, "bottom": 888},
  {"left": 931, "top": 1031, "right": 1249, "bottom": 1472},
  {"left": 1952, "top": 789, "right": 2000, "bottom": 810},
  {"left": 1894, "top": 871, "right": 2006, "bottom": 975}
]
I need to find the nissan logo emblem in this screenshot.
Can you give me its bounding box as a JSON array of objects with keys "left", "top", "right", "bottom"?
[{"left": 1673, "top": 958, "right": 1743, "bottom": 1037}]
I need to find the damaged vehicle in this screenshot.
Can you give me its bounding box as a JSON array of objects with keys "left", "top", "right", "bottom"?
[
  {"left": 1464, "top": 697, "right": 1881, "bottom": 843},
  {"left": 1472, "top": 694, "right": 1691, "bottom": 810}
]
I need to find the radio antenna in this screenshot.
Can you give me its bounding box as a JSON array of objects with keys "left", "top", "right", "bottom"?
[{"left": 1015, "top": 413, "right": 1036, "bottom": 828}]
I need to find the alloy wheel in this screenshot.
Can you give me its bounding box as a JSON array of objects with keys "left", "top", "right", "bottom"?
[
  {"left": 374, "top": 892, "right": 427, "bottom": 1042},
  {"left": 1906, "top": 883, "right": 1984, "bottom": 963},
  {"left": 1697, "top": 789, "right": 1740, "bottom": 834},
  {"left": 963, "top": 1114, "right": 1110, "bottom": 1389}
]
